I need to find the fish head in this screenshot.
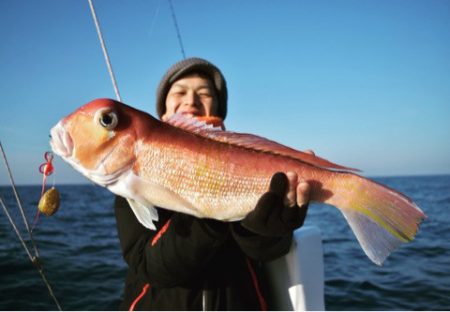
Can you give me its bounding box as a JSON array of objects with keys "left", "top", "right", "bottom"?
[{"left": 50, "top": 98, "right": 144, "bottom": 186}]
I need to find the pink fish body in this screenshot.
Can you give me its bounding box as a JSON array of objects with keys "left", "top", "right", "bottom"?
[{"left": 50, "top": 98, "right": 425, "bottom": 265}]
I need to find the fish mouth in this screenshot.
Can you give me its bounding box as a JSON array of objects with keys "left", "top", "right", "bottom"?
[
  {"left": 50, "top": 122, "right": 73, "bottom": 158},
  {"left": 49, "top": 121, "right": 132, "bottom": 187}
]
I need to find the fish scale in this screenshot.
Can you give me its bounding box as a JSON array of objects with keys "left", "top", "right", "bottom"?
[{"left": 137, "top": 141, "right": 270, "bottom": 219}]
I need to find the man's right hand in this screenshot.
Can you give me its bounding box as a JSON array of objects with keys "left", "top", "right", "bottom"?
[{"left": 240, "top": 172, "right": 310, "bottom": 237}]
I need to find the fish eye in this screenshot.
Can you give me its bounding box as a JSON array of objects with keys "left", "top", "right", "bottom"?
[{"left": 96, "top": 109, "right": 118, "bottom": 130}]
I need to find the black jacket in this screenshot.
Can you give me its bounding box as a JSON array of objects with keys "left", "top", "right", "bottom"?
[{"left": 114, "top": 196, "right": 293, "bottom": 310}]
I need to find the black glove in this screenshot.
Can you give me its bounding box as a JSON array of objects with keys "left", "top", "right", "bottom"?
[
  {"left": 240, "top": 172, "right": 309, "bottom": 237},
  {"left": 171, "top": 212, "right": 229, "bottom": 240}
]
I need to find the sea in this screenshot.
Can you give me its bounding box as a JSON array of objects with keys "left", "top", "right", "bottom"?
[{"left": 0, "top": 175, "right": 449, "bottom": 310}]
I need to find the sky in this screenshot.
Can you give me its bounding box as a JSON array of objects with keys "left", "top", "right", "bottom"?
[{"left": 0, "top": 0, "right": 449, "bottom": 185}]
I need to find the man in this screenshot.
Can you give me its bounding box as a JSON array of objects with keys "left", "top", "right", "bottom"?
[{"left": 114, "top": 57, "right": 310, "bottom": 310}]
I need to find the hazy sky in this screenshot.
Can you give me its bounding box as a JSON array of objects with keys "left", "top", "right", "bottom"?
[{"left": 0, "top": 0, "right": 449, "bottom": 185}]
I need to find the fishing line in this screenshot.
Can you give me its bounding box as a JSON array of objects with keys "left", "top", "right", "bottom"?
[
  {"left": 0, "top": 141, "right": 62, "bottom": 310},
  {"left": 167, "top": 0, "right": 186, "bottom": 59},
  {"left": 88, "top": 0, "right": 122, "bottom": 102},
  {"left": 148, "top": 0, "right": 162, "bottom": 39}
]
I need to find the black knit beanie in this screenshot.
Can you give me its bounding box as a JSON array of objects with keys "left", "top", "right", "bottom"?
[{"left": 156, "top": 57, "right": 228, "bottom": 120}]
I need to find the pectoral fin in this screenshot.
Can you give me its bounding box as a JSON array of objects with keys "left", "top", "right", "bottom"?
[{"left": 126, "top": 198, "right": 159, "bottom": 230}]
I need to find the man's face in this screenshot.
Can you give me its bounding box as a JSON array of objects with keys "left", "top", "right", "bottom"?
[{"left": 162, "top": 74, "right": 219, "bottom": 121}]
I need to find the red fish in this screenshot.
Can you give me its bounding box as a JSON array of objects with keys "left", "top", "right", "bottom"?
[{"left": 50, "top": 98, "right": 425, "bottom": 265}]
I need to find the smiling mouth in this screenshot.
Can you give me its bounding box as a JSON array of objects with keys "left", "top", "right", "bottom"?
[{"left": 183, "top": 112, "right": 203, "bottom": 118}]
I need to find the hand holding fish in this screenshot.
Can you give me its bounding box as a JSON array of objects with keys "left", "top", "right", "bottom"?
[{"left": 241, "top": 172, "right": 309, "bottom": 237}]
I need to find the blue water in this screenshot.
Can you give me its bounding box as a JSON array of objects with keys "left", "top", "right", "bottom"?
[{"left": 0, "top": 175, "right": 449, "bottom": 310}]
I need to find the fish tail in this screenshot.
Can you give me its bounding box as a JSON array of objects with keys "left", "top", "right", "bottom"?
[{"left": 323, "top": 173, "right": 426, "bottom": 265}]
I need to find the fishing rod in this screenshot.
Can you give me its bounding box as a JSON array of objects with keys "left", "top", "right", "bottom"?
[
  {"left": 87, "top": 0, "right": 186, "bottom": 102},
  {"left": 0, "top": 141, "right": 62, "bottom": 310},
  {"left": 88, "top": 0, "right": 122, "bottom": 101}
]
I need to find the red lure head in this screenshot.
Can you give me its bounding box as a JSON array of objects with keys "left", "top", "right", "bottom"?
[{"left": 39, "top": 151, "right": 54, "bottom": 176}]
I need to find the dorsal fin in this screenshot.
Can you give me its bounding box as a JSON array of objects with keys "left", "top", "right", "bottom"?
[
  {"left": 167, "top": 114, "right": 225, "bottom": 132},
  {"left": 166, "top": 113, "right": 360, "bottom": 172}
]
